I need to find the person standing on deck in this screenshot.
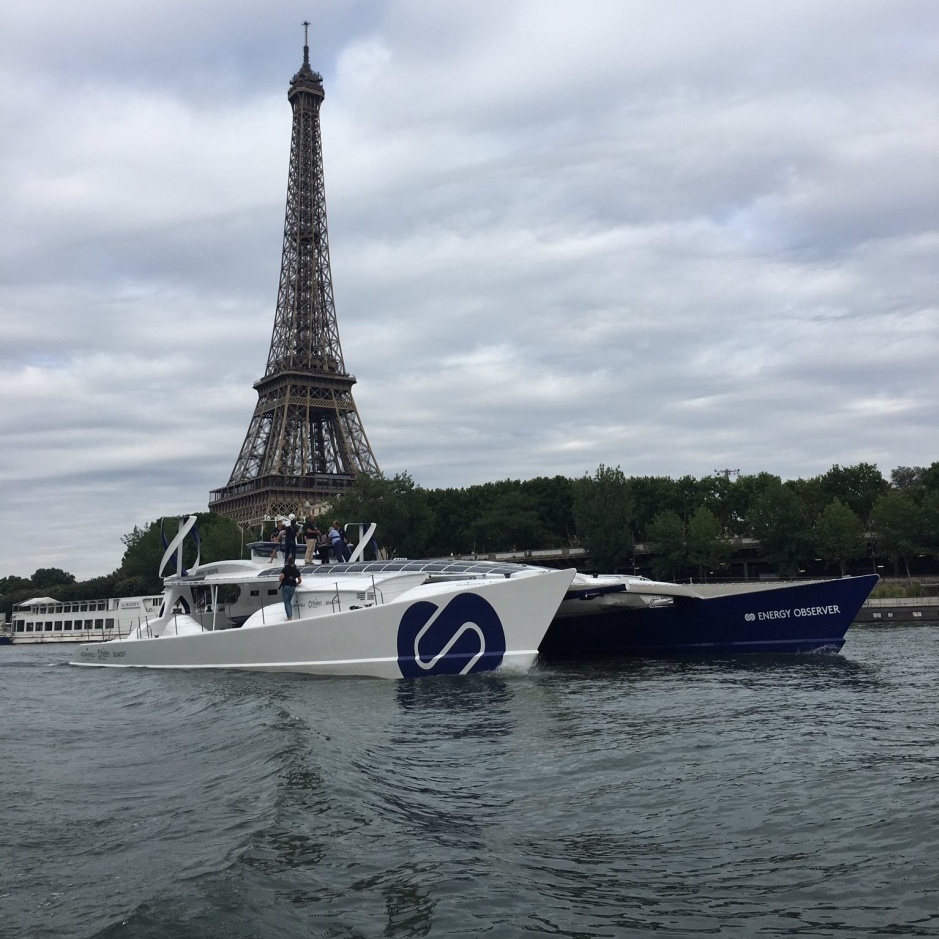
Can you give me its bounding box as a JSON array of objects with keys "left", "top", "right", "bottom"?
[
  {"left": 303, "top": 515, "right": 320, "bottom": 565},
  {"left": 269, "top": 519, "right": 284, "bottom": 562},
  {"left": 328, "top": 521, "right": 349, "bottom": 562},
  {"left": 279, "top": 556, "right": 302, "bottom": 620},
  {"left": 283, "top": 515, "right": 298, "bottom": 562}
]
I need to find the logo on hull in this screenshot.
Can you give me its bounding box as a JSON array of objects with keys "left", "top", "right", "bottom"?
[
  {"left": 397, "top": 593, "right": 506, "bottom": 677},
  {"left": 745, "top": 604, "right": 841, "bottom": 623}
]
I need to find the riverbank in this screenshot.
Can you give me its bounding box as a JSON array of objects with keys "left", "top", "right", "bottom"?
[{"left": 856, "top": 595, "right": 939, "bottom": 624}]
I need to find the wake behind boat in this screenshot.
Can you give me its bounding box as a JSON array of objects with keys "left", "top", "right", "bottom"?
[{"left": 70, "top": 519, "right": 575, "bottom": 679}]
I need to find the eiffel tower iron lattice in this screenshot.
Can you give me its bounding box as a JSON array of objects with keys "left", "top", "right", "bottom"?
[{"left": 210, "top": 28, "right": 380, "bottom": 529}]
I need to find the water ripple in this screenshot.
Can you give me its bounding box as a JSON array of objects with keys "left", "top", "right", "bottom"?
[{"left": 2, "top": 627, "right": 939, "bottom": 937}]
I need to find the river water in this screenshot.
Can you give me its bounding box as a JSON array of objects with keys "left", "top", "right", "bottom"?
[{"left": 1, "top": 625, "right": 937, "bottom": 938}]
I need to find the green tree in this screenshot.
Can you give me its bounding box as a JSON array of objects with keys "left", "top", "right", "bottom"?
[
  {"left": 891, "top": 466, "right": 926, "bottom": 489},
  {"left": 572, "top": 465, "right": 634, "bottom": 571},
  {"left": 699, "top": 473, "right": 737, "bottom": 533},
  {"left": 0, "top": 574, "right": 34, "bottom": 595},
  {"left": 630, "top": 476, "right": 683, "bottom": 541},
  {"left": 331, "top": 473, "right": 434, "bottom": 559},
  {"left": 30, "top": 568, "right": 76, "bottom": 589},
  {"left": 818, "top": 463, "right": 888, "bottom": 521},
  {"left": 647, "top": 510, "right": 687, "bottom": 580},
  {"left": 724, "top": 472, "right": 782, "bottom": 536},
  {"left": 813, "top": 498, "right": 864, "bottom": 576},
  {"left": 920, "top": 490, "right": 939, "bottom": 559},
  {"left": 919, "top": 461, "right": 939, "bottom": 494},
  {"left": 871, "top": 490, "right": 922, "bottom": 581},
  {"left": 1, "top": 571, "right": 108, "bottom": 620},
  {"left": 686, "top": 506, "right": 731, "bottom": 580},
  {"left": 748, "top": 481, "right": 811, "bottom": 576},
  {"left": 425, "top": 486, "right": 480, "bottom": 555},
  {"left": 519, "top": 475, "right": 576, "bottom": 546},
  {"left": 470, "top": 487, "right": 552, "bottom": 554}
]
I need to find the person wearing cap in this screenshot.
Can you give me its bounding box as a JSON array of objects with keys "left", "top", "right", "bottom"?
[
  {"left": 278, "top": 556, "right": 302, "bottom": 620},
  {"left": 283, "top": 514, "right": 298, "bottom": 562}
]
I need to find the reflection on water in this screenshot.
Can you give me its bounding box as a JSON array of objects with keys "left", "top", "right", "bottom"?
[{"left": 3, "top": 629, "right": 939, "bottom": 938}]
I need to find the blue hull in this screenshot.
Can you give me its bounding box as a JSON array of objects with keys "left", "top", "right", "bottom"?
[{"left": 540, "top": 574, "right": 878, "bottom": 658}]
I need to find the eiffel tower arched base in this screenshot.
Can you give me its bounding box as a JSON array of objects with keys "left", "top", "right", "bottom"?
[{"left": 210, "top": 473, "right": 354, "bottom": 529}]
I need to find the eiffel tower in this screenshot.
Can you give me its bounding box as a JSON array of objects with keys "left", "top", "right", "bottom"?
[{"left": 210, "top": 25, "right": 380, "bottom": 528}]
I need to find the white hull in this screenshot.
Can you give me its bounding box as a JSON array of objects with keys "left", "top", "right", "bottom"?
[{"left": 71, "top": 569, "right": 575, "bottom": 679}]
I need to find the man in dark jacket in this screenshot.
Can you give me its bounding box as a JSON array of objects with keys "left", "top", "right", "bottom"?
[
  {"left": 279, "top": 556, "right": 302, "bottom": 620},
  {"left": 283, "top": 515, "right": 298, "bottom": 561},
  {"left": 303, "top": 515, "right": 320, "bottom": 565}
]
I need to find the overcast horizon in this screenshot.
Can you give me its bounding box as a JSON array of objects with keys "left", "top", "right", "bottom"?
[{"left": 2, "top": 1, "right": 937, "bottom": 580}]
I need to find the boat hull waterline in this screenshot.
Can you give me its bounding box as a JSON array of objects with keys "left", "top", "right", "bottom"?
[{"left": 71, "top": 569, "right": 576, "bottom": 679}]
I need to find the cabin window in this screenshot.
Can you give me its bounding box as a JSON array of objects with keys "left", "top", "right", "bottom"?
[
  {"left": 250, "top": 589, "right": 260, "bottom": 596},
  {"left": 95, "top": 619, "right": 104, "bottom": 628},
  {"left": 25, "top": 623, "right": 34, "bottom": 632},
  {"left": 268, "top": 589, "right": 277, "bottom": 596},
  {"left": 16, "top": 623, "right": 25, "bottom": 632},
  {"left": 64, "top": 621, "right": 72, "bottom": 629},
  {"left": 85, "top": 620, "right": 93, "bottom": 628},
  {"left": 105, "top": 619, "right": 114, "bottom": 629},
  {"left": 45, "top": 623, "right": 54, "bottom": 631},
  {"left": 80, "top": 603, "right": 88, "bottom": 612}
]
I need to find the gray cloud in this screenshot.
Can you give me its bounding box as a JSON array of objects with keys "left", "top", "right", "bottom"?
[{"left": 1, "top": 0, "right": 937, "bottom": 579}]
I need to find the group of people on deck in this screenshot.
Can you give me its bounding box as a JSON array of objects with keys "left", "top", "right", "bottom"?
[
  {"left": 269, "top": 515, "right": 351, "bottom": 565},
  {"left": 273, "top": 515, "right": 353, "bottom": 621}
]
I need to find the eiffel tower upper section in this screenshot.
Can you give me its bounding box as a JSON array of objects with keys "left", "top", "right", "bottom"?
[{"left": 211, "top": 27, "right": 380, "bottom": 528}]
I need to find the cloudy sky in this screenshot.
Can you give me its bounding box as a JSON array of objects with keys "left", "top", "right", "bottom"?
[{"left": 2, "top": 0, "right": 937, "bottom": 580}]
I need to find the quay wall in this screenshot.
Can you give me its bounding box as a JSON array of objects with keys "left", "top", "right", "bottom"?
[{"left": 855, "top": 596, "right": 939, "bottom": 624}]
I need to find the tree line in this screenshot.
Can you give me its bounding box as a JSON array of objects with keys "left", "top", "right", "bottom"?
[
  {"left": 2, "top": 461, "right": 937, "bottom": 617},
  {"left": 329, "top": 462, "right": 939, "bottom": 580}
]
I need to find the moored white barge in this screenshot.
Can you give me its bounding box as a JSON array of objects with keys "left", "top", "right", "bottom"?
[{"left": 10, "top": 595, "right": 165, "bottom": 644}]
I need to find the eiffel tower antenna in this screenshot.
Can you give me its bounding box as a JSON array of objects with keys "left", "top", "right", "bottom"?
[{"left": 211, "top": 26, "right": 381, "bottom": 528}]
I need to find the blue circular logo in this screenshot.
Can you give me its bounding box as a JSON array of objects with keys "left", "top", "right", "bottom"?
[{"left": 397, "top": 592, "right": 507, "bottom": 677}]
